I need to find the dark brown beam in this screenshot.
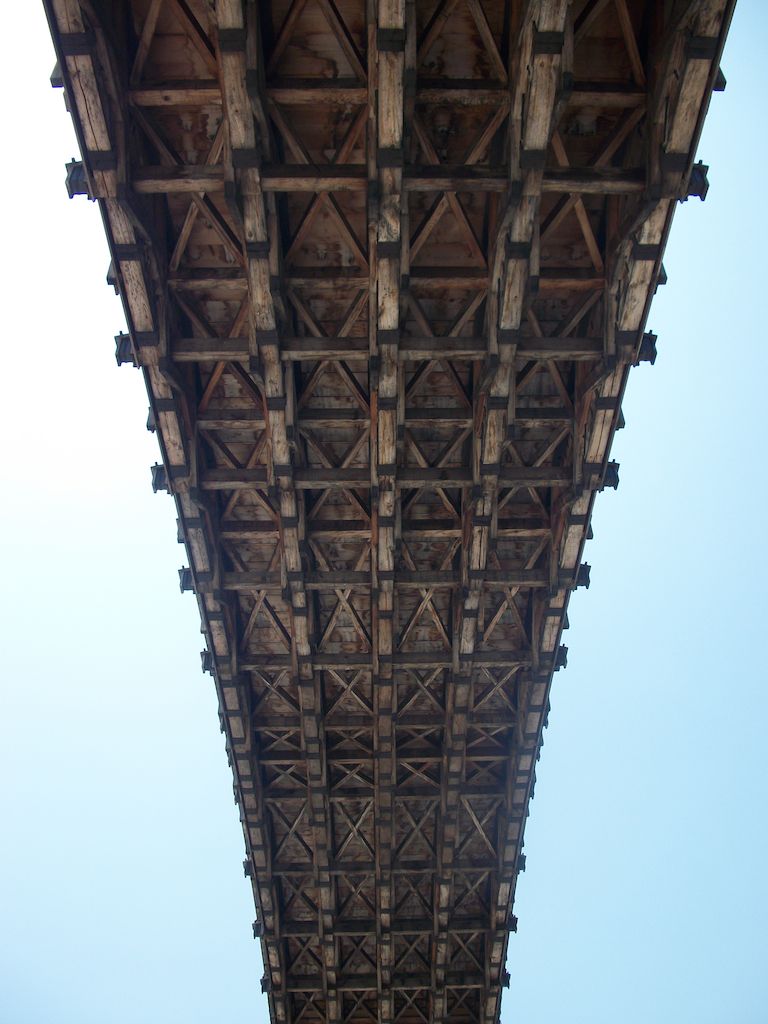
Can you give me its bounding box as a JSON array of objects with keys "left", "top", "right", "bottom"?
[
  {"left": 284, "top": 971, "right": 485, "bottom": 992},
  {"left": 134, "top": 164, "right": 644, "bottom": 197},
  {"left": 201, "top": 466, "right": 565, "bottom": 492},
  {"left": 129, "top": 81, "right": 221, "bottom": 105},
  {"left": 172, "top": 335, "right": 603, "bottom": 365},
  {"left": 275, "top": 915, "right": 493, "bottom": 937},
  {"left": 133, "top": 165, "right": 224, "bottom": 193},
  {"left": 200, "top": 467, "right": 370, "bottom": 490},
  {"left": 267, "top": 81, "right": 368, "bottom": 105},
  {"left": 516, "top": 336, "right": 602, "bottom": 360},
  {"left": 223, "top": 569, "right": 552, "bottom": 591},
  {"left": 254, "top": 713, "right": 514, "bottom": 731},
  {"left": 270, "top": 859, "right": 502, "bottom": 876},
  {"left": 568, "top": 82, "right": 647, "bottom": 107},
  {"left": 173, "top": 337, "right": 249, "bottom": 361},
  {"left": 217, "top": 518, "right": 549, "bottom": 540}
]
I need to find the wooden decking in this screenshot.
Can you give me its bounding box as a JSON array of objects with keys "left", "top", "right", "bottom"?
[{"left": 44, "top": 1, "right": 734, "bottom": 1022}]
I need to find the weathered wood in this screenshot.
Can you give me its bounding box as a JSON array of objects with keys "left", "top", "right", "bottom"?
[
  {"left": 129, "top": 81, "right": 221, "bottom": 105},
  {"left": 44, "top": 0, "right": 734, "bottom": 1020},
  {"left": 132, "top": 163, "right": 645, "bottom": 195}
]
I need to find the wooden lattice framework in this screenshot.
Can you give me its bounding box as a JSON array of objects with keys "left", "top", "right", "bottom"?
[{"left": 44, "top": 1, "right": 733, "bottom": 1022}]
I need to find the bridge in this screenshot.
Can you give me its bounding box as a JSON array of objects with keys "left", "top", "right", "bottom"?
[{"left": 44, "top": 0, "right": 733, "bottom": 1021}]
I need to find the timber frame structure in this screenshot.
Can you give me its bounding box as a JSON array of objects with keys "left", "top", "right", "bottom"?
[{"left": 44, "top": 1, "right": 733, "bottom": 1022}]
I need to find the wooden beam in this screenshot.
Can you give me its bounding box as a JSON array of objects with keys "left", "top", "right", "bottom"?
[
  {"left": 132, "top": 163, "right": 644, "bottom": 196},
  {"left": 129, "top": 81, "right": 222, "bottom": 106}
]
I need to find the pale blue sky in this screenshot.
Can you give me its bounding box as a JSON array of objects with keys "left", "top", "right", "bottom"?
[{"left": 0, "top": 4, "right": 765, "bottom": 1023}]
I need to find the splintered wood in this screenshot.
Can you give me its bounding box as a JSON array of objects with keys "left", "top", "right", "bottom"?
[{"left": 45, "top": 0, "right": 733, "bottom": 1021}]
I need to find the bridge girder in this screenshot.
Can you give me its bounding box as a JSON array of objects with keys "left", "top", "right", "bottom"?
[{"left": 44, "top": 0, "right": 733, "bottom": 1022}]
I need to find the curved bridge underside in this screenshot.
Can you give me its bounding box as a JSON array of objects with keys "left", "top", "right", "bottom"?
[{"left": 45, "top": 1, "right": 732, "bottom": 1022}]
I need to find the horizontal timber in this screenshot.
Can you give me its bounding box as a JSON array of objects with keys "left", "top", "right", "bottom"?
[{"left": 131, "top": 165, "right": 645, "bottom": 195}]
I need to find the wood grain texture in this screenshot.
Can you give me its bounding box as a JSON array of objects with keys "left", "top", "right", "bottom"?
[{"left": 44, "top": 0, "right": 735, "bottom": 1021}]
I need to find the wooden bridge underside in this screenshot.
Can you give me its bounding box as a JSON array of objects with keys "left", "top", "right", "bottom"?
[{"left": 45, "top": 0, "right": 732, "bottom": 1021}]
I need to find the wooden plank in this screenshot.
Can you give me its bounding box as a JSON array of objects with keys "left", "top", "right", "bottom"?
[{"left": 129, "top": 82, "right": 221, "bottom": 105}]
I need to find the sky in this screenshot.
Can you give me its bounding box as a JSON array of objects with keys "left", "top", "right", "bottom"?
[{"left": 0, "top": 3, "right": 765, "bottom": 1023}]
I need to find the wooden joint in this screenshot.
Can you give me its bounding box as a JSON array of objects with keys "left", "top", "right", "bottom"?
[
  {"left": 685, "top": 36, "right": 719, "bottom": 61},
  {"left": 616, "top": 329, "right": 637, "bottom": 352},
  {"left": 486, "top": 396, "right": 507, "bottom": 411},
  {"left": 378, "top": 147, "right": 404, "bottom": 168},
  {"left": 498, "top": 329, "right": 519, "bottom": 346},
  {"left": 533, "top": 30, "right": 564, "bottom": 55},
  {"left": 87, "top": 149, "right": 117, "bottom": 171},
  {"left": 218, "top": 28, "right": 246, "bottom": 52},
  {"left": 632, "top": 242, "right": 661, "bottom": 262},
  {"left": 659, "top": 151, "right": 687, "bottom": 174},
  {"left": 377, "top": 28, "right": 406, "bottom": 51},
  {"left": 232, "top": 148, "right": 261, "bottom": 168},
  {"left": 114, "top": 243, "right": 143, "bottom": 262},
  {"left": 246, "top": 240, "right": 270, "bottom": 258},
  {"left": 59, "top": 31, "right": 94, "bottom": 56},
  {"left": 377, "top": 241, "right": 401, "bottom": 259},
  {"left": 265, "top": 396, "right": 287, "bottom": 411},
  {"left": 256, "top": 328, "right": 279, "bottom": 347},
  {"left": 520, "top": 149, "right": 547, "bottom": 170},
  {"left": 506, "top": 239, "right": 532, "bottom": 260},
  {"left": 595, "top": 396, "right": 619, "bottom": 412},
  {"left": 378, "top": 328, "right": 399, "bottom": 348}
]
